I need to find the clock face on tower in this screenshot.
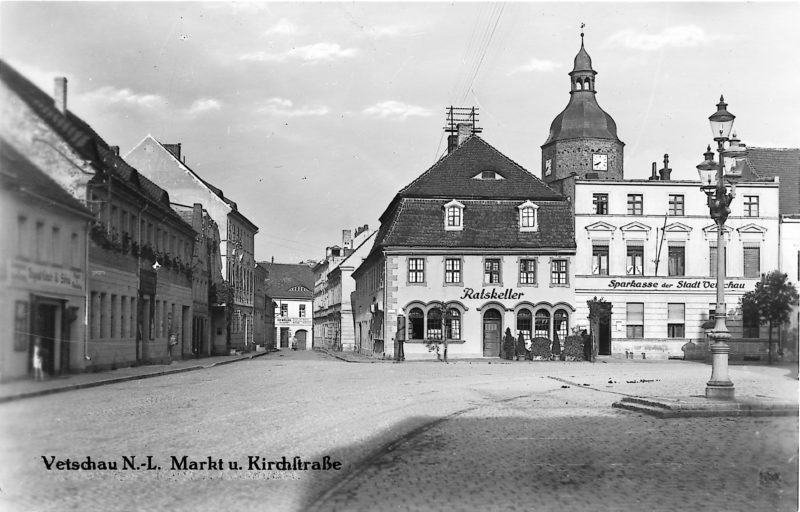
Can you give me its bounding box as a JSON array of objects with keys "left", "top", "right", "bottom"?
[
  {"left": 592, "top": 153, "right": 608, "bottom": 171},
  {"left": 545, "top": 158, "right": 552, "bottom": 176}
]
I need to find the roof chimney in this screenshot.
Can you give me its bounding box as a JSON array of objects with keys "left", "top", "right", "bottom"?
[
  {"left": 163, "top": 143, "right": 182, "bottom": 161},
  {"left": 110, "top": 145, "right": 120, "bottom": 156},
  {"left": 659, "top": 154, "right": 672, "bottom": 181},
  {"left": 649, "top": 162, "right": 659, "bottom": 180},
  {"left": 54, "top": 77, "right": 68, "bottom": 114},
  {"left": 447, "top": 134, "right": 459, "bottom": 154},
  {"left": 457, "top": 123, "right": 472, "bottom": 146}
]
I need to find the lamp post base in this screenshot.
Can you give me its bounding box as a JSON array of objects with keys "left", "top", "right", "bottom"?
[{"left": 706, "top": 339, "right": 735, "bottom": 400}]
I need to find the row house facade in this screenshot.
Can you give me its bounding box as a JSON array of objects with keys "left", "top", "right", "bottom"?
[
  {"left": 0, "top": 60, "right": 196, "bottom": 373},
  {"left": 313, "top": 226, "right": 374, "bottom": 351},
  {"left": 125, "top": 135, "right": 260, "bottom": 353},
  {"left": 0, "top": 140, "right": 93, "bottom": 381},
  {"left": 352, "top": 134, "right": 576, "bottom": 360}
]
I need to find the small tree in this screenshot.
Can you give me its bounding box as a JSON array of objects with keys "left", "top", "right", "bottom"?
[
  {"left": 502, "top": 328, "right": 516, "bottom": 360},
  {"left": 740, "top": 271, "right": 799, "bottom": 364}
]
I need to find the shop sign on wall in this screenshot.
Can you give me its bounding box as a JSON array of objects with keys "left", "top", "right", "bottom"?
[
  {"left": 460, "top": 287, "right": 525, "bottom": 300},
  {"left": 584, "top": 277, "right": 756, "bottom": 292},
  {"left": 276, "top": 317, "right": 312, "bottom": 326},
  {"left": 8, "top": 260, "right": 84, "bottom": 292}
]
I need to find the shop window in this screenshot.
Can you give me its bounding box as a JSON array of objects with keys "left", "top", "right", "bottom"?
[
  {"left": 484, "top": 258, "right": 501, "bottom": 285},
  {"left": 593, "top": 194, "right": 608, "bottom": 215},
  {"left": 534, "top": 310, "right": 550, "bottom": 339},
  {"left": 668, "top": 194, "right": 684, "bottom": 216},
  {"left": 408, "top": 258, "right": 425, "bottom": 284},
  {"left": 14, "top": 301, "right": 29, "bottom": 351},
  {"left": 550, "top": 259, "right": 568, "bottom": 286},
  {"left": 743, "top": 308, "right": 760, "bottom": 338},
  {"left": 516, "top": 309, "right": 532, "bottom": 341},
  {"left": 709, "top": 245, "right": 726, "bottom": 277},
  {"left": 743, "top": 246, "right": 760, "bottom": 278},
  {"left": 627, "top": 245, "right": 644, "bottom": 275},
  {"left": 554, "top": 310, "right": 569, "bottom": 342},
  {"left": 408, "top": 308, "right": 424, "bottom": 340},
  {"left": 519, "top": 259, "right": 537, "bottom": 285},
  {"left": 592, "top": 245, "right": 609, "bottom": 275},
  {"left": 626, "top": 303, "right": 644, "bottom": 338},
  {"left": 427, "top": 308, "right": 443, "bottom": 340},
  {"left": 668, "top": 246, "right": 685, "bottom": 277},
  {"left": 743, "top": 196, "right": 759, "bottom": 217},
  {"left": 667, "top": 303, "right": 685, "bottom": 338},
  {"left": 627, "top": 194, "right": 643, "bottom": 216},
  {"left": 446, "top": 309, "right": 461, "bottom": 340},
  {"left": 445, "top": 258, "right": 462, "bottom": 284}
]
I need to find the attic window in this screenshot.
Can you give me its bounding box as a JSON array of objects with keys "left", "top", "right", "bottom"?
[
  {"left": 443, "top": 200, "right": 464, "bottom": 231},
  {"left": 288, "top": 285, "right": 310, "bottom": 292},
  {"left": 517, "top": 200, "right": 539, "bottom": 232},
  {"left": 472, "top": 170, "right": 505, "bottom": 180}
]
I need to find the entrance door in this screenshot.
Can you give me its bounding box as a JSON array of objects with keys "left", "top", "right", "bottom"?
[
  {"left": 295, "top": 330, "right": 307, "bottom": 350},
  {"left": 483, "top": 309, "right": 502, "bottom": 357},
  {"left": 32, "top": 302, "right": 58, "bottom": 376},
  {"left": 280, "top": 328, "right": 290, "bottom": 348},
  {"left": 599, "top": 315, "right": 611, "bottom": 356}
]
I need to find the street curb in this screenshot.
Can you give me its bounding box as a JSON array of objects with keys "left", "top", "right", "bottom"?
[
  {"left": 612, "top": 395, "right": 799, "bottom": 418},
  {"left": 0, "top": 351, "right": 269, "bottom": 404}
]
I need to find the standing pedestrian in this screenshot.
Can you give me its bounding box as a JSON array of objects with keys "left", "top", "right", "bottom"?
[{"left": 32, "top": 338, "right": 44, "bottom": 381}]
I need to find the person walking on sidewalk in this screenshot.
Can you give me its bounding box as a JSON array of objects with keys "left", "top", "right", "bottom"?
[{"left": 32, "top": 338, "right": 45, "bottom": 381}]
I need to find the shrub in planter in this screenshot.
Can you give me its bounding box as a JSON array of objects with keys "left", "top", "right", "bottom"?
[
  {"left": 562, "top": 335, "right": 585, "bottom": 361},
  {"left": 530, "top": 337, "right": 552, "bottom": 360},
  {"left": 501, "top": 328, "right": 516, "bottom": 360},
  {"left": 516, "top": 333, "right": 528, "bottom": 360}
]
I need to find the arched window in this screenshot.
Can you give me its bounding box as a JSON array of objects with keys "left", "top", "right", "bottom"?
[
  {"left": 534, "top": 309, "right": 550, "bottom": 339},
  {"left": 408, "top": 308, "right": 424, "bottom": 340},
  {"left": 446, "top": 308, "right": 461, "bottom": 340},
  {"left": 554, "top": 309, "right": 569, "bottom": 341},
  {"left": 516, "top": 308, "right": 532, "bottom": 341},
  {"left": 427, "top": 308, "right": 443, "bottom": 340}
]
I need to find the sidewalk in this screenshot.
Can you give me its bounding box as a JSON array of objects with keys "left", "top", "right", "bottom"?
[{"left": 0, "top": 351, "right": 270, "bottom": 404}]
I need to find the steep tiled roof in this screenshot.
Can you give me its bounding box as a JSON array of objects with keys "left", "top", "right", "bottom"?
[
  {"left": 739, "top": 147, "right": 800, "bottom": 215},
  {"left": 0, "top": 138, "right": 91, "bottom": 216},
  {"left": 0, "top": 59, "right": 189, "bottom": 229},
  {"left": 377, "top": 198, "right": 575, "bottom": 250},
  {"left": 259, "top": 262, "right": 314, "bottom": 300},
  {"left": 397, "top": 136, "right": 564, "bottom": 201}
]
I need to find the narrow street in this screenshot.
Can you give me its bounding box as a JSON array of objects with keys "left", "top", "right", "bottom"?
[{"left": 0, "top": 352, "right": 796, "bottom": 512}]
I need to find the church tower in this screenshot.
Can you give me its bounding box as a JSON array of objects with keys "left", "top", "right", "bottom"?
[{"left": 541, "top": 30, "right": 624, "bottom": 188}]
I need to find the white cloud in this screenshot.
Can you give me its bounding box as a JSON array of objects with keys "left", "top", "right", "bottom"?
[
  {"left": 264, "top": 18, "right": 299, "bottom": 36},
  {"left": 607, "top": 25, "right": 732, "bottom": 51},
  {"left": 83, "top": 86, "right": 164, "bottom": 109},
  {"left": 508, "top": 58, "right": 561, "bottom": 75},
  {"left": 257, "top": 97, "right": 330, "bottom": 117},
  {"left": 240, "top": 42, "right": 359, "bottom": 63},
  {"left": 362, "top": 101, "right": 433, "bottom": 121},
  {"left": 187, "top": 98, "right": 221, "bottom": 115}
]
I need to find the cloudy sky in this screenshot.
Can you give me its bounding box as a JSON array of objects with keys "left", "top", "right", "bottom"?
[{"left": 2, "top": 2, "right": 798, "bottom": 263}]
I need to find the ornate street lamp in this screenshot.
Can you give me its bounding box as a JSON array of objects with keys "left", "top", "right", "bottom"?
[{"left": 696, "top": 96, "right": 746, "bottom": 400}]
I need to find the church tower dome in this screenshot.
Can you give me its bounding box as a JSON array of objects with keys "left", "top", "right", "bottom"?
[{"left": 541, "top": 28, "right": 625, "bottom": 190}]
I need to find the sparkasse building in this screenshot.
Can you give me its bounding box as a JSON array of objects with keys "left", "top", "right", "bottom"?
[{"left": 351, "top": 131, "right": 576, "bottom": 360}]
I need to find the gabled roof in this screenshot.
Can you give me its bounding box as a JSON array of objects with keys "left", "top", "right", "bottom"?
[
  {"left": 0, "top": 138, "right": 92, "bottom": 217},
  {"left": 0, "top": 59, "right": 189, "bottom": 230},
  {"left": 259, "top": 262, "right": 314, "bottom": 300},
  {"left": 396, "top": 136, "right": 564, "bottom": 202},
  {"left": 738, "top": 147, "right": 800, "bottom": 215},
  {"left": 374, "top": 198, "right": 575, "bottom": 250}
]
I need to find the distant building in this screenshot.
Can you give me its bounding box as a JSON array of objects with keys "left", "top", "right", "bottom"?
[
  {"left": 352, "top": 132, "right": 576, "bottom": 360},
  {"left": 253, "top": 262, "right": 269, "bottom": 349},
  {"left": 261, "top": 262, "right": 314, "bottom": 350},
  {"left": 0, "top": 139, "right": 93, "bottom": 381},
  {"left": 313, "top": 226, "right": 374, "bottom": 351},
  {"left": 125, "top": 135, "right": 259, "bottom": 353}
]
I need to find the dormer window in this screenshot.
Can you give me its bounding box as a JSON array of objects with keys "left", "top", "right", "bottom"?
[
  {"left": 472, "top": 170, "right": 505, "bottom": 180},
  {"left": 518, "top": 200, "right": 539, "bottom": 232},
  {"left": 443, "top": 199, "right": 464, "bottom": 231}
]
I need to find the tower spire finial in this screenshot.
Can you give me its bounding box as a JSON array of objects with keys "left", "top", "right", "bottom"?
[{"left": 580, "top": 22, "right": 585, "bottom": 45}]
